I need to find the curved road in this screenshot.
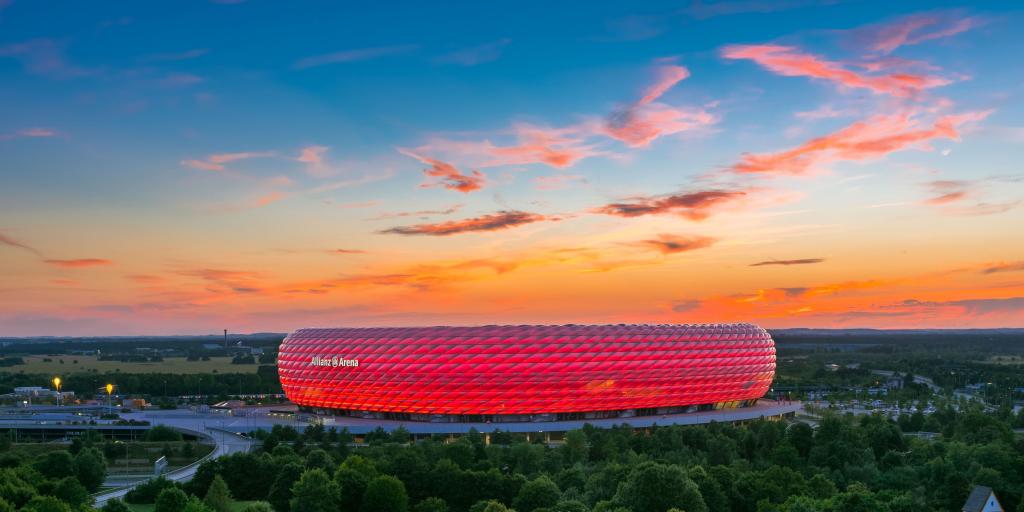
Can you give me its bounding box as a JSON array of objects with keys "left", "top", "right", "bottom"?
[{"left": 93, "top": 421, "right": 254, "bottom": 508}]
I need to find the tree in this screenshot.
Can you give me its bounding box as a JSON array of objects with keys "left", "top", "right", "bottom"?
[
  {"left": 101, "top": 500, "right": 132, "bottom": 512},
  {"left": 0, "top": 431, "right": 11, "bottom": 452},
  {"left": 613, "top": 462, "right": 707, "bottom": 512},
  {"left": 363, "top": 475, "right": 409, "bottom": 512},
  {"left": 183, "top": 497, "right": 214, "bottom": 512},
  {"left": 513, "top": 475, "right": 561, "bottom": 512},
  {"left": 20, "top": 496, "right": 71, "bottom": 512},
  {"left": 335, "top": 456, "right": 377, "bottom": 511},
  {"left": 563, "top": 430, "right": 589, "bottom": 464},
  {"left": 289, "top": 468, "right": 340, "bottom": 512},
  {"left": 155, "top": 487, "right": 190, "bottom": 512},
  {"left": 304, "top": 448, "right": 335, "bottom": 472},
  {"left": 203, "top": 475, "right": 233, "bottom": 512},
  {"left": 470, "top": 500, "right": 515, "bottom": 512},
  {"left": 267, "top": 462, "right": 304, "bottom": 512},
  {"left": 415, "top": 497, "right": 450, "bottom": 512},
  {"left": 74, "top": 446, "right": 108, "bottom": 492},
  {"left": 52, "top": 476, "right": 90, "bottom": 508},
  {"left": 34, "top": 451, "right": 75, "bottom": 479},
  {"left": 241, "top": 503, "right": 274, "bottom": 512}
]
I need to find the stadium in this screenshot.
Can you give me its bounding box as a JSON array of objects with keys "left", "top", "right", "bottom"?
[{"left": 277, "top": 324, "right": 784, "bottom": 426}]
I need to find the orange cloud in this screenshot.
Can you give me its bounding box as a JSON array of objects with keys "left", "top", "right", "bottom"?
[
  {"left": 181, "top": 151, "right": 275, "bottom": 171},
  {"left": 380, "top": 210, "right": 554, "bottom": 236},
  {"left": 331, "top": 249, "right": 366, "bottom": 255},
  {"left": 593, "top": 189, "right": 747, "bottom": 220},
  {"left": 633, "top": 234, "right": 716, "bottom": 254},
  {"left": 399, "top": 149, "right": 486, "bottom": 193},
  {"left": 721, "top": 44, "right": 950, "bottom": 97},
  {"left": 44, "top": 258, "right": 112, "bottom": 268},
  {"left": 731, "top": 109, "right": 992, "bottom": 175}
]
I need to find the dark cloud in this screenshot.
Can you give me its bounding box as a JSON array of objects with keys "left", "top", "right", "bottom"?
[
  {"left": 981, "top": 261, "right": 1024, "bottom": 274},
  {"left": 634, "top": 234, "right": 716, "bottom": 254},
  {"left": 672, "top": 299, "right": 702, "bottom": 313},
  {"left": 593, "top": 189, "right": 747, "bottom": 220},
  {"left": 0, "top": 231, "right": 44, "bottom": 258},
  {"left": 380, "top": 210, "right": 554, "bottom": 236},
  {"left": 750, "top": 258, "right": 824, "bottom": 267}
]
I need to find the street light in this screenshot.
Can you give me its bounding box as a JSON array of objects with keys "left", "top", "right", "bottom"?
[
  {"left": 52, "top": 377, "right": 61, "bottom": 407},
  {"left": 106, "top": 384, "right": 114, "bottom": 415}
]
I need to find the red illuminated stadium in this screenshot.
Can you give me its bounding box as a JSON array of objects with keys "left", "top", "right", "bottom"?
[{"left": 277, "top": 324, "right": 776, "bottom": 422}]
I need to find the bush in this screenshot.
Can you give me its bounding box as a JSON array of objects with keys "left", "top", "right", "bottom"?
[
  {"left": 101, "top": 500, "right": 132, "bottom": 512},
  {"left": 155, "top": 487, "right": 190, "bottom": 512},
  {"left": 126, "top": 477, "right": 180, "bottom": 504}
]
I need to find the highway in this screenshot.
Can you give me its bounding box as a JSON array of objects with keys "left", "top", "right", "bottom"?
[{"left": 92, "top": 420, "right": 254, "bottom": 508}]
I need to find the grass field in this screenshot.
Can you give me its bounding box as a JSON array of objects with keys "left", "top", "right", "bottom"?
[
  {"left": 7, "top": 355, "right": 261, "bottom": 374},
  {"left": 128, "top": 501, "right": 266, "bottom": 511}
]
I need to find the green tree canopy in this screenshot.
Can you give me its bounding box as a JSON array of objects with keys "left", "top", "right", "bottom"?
[
  {"left": 289, "top": 468, "right": 340, "bottom": 512},
  {"left": 363, "top": 475, "right": 410, "bottom": 512}
]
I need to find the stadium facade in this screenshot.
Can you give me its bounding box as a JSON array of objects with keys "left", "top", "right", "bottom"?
[{"left": 277, "top": 324, "right": 777, "bottom": 424}]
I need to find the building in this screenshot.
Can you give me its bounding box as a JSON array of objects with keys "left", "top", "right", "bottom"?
[
  {"left": 278, "top": 324, "right": 776, "bottom": 423},
  {"left": 963, "top": 485, "right": 1003, "bottom": 512}
]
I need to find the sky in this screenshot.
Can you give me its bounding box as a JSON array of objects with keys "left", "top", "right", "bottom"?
[{"left": 1, "top": 1, "right": 1023, "bottom": 336}]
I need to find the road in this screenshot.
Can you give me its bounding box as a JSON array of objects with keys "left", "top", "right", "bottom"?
[{"left": 93, "top": 423, "right": 254, "bottom": 508}]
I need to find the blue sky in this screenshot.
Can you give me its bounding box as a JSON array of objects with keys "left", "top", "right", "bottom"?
[{"left": 1, "top": 1, "right": 1023, "bottom": 335}]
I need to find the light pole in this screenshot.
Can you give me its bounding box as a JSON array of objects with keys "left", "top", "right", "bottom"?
[
  {"left": 106, "top": 383, "right": 114, "bottom": 416},
  {"left": 52, "top": 377, "right": 61, "bottom": 407}
]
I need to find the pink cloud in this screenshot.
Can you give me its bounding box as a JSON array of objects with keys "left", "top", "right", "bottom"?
[
  {"left": 721, "top": 44, "right": 950, "bottom": 97},
  {"left": 731, "top": 109, "right": 992, "bottom": 175},
  {"left": 923, "top": 180, "right": 970, "bottom": 205},
  {"left": 0, "top": 127, "right": 58, "bottom": 141},
  {"left": 417, "top": 124, "right": 600, "bottom": 170},
  {"left": 255, "top": 191, "right": 286, "bottom": 207},
  {"left": 181, "top": 151, "right": 275, "bottom": 171},
  {"left": 855, "top": 13, "right": 982, "bottom": 55},
  {"left": 399, "top": 149, "right": 486, "bottom": 193},
  {"left": 602, "top": 64, "right": 716, "bottom": 147}
]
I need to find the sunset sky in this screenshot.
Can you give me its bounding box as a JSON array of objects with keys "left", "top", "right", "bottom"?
[{"left": 2, "top": 1, "right": 1023, "bottom": 336}]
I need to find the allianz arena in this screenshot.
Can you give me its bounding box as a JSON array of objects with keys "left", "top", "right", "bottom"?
[{"left": 277, "top": 324, "right": 776, "bottom": 423}]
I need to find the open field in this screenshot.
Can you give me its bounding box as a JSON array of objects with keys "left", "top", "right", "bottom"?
[{"left": 6, "top": 355, "right": 261, "bottom": 375}]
